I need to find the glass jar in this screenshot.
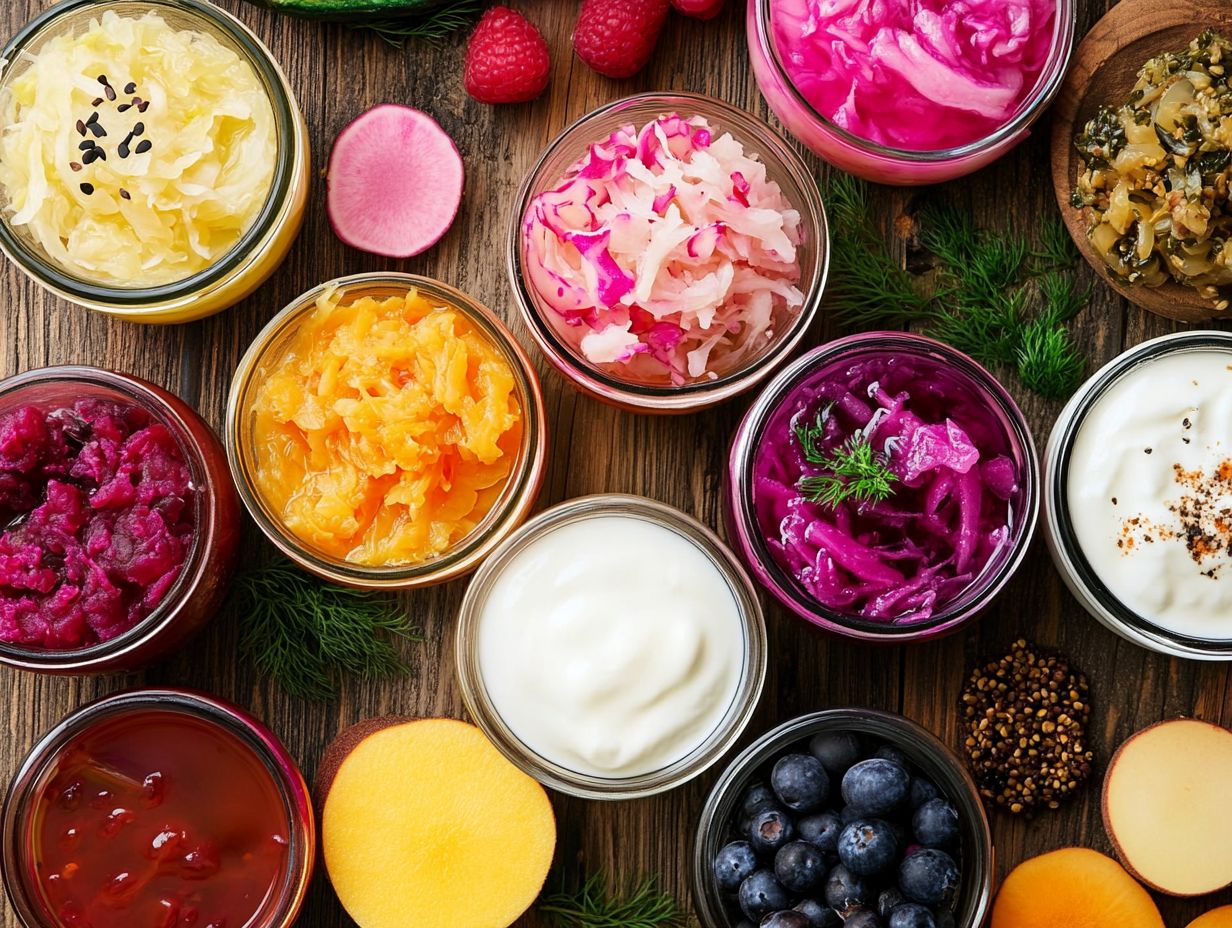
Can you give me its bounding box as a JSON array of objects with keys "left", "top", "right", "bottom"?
[
  {"left": 0, "top": 366, "right": 240, "bottom": 674},
  {"left": 747, "top": 0, "right": 1076, "bottom": 185},
  {"left": 0, "top": 688, "right": 314, "bottom": 928},
  {"left": 727, "top": 332, "right": 1039, "bottom": 643},
  {"left": 693, "top": 708, "right": 994, "bottom": 928},
  {"left": 455, "top": 494, "right": 768, "bottom": 799},
  {"left": 226, "top": 273, "right": 548, "bottom": 590},
  {"left": 0, "top": 0, "right": 310, "bottom": 323},
  {"left": 507, "top": 92, "right": 828, "bottom": 413},
  {"left": 1044, "top": 331, "right": 1232, "bottom": 660}
]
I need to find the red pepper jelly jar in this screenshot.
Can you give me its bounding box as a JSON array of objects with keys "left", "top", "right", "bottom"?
[
  {"left": 0, "top": 689, "right": 315, "bottom": 928},
  {"left": 0, "top": 366, "right": 240, "bottom": 674}
]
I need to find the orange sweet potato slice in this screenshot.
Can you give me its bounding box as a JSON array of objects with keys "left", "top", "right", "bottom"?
[
  {"left": 1188, "top": 909, "right": 1232, "bottom": 928},
  {"left": 990, "top": 848, "right": 1164, "bottom": 928}
]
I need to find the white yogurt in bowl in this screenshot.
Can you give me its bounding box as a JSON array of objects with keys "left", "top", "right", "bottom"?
[
  {"left": 1045, "top": 332, "right": 1232, "bottom": 659},
  {"left": 455, "top": 494, "right": 767, "bottom": 799}
]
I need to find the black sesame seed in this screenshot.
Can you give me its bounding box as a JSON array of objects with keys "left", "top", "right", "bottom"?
[
  {"left": 136, "top": 100, "right": 149, "bottom": 113},
  {"left": 89, "top": 123, "right": 106, "bottom": 138},
  {"left": 91, "top": 97, "right": 103, "bottom": 107},
  {"left": 124, "top": 81, "right": 136, "bottom": 94},
  {"left": 1145, "top": 448, "right": 1153, "bottom": 454},
  {"left": 118, "top": 144, "right": 130, "bottom": 159},
  {"left": 104, "top": 85, "right": 116, "bottom": 101},
  {"left": 119, "top": 188, "right": 131, "bottom": 200},
  {"left": 117, "top": 103, "right": 131, "bottom": 113},
  {"left": 96, "top": 74, "right": 108, "bottom": 85},
  {"left": 135, "top": 140, "right": 152, "bottom": 154},
  {"left": 132, "top": 122, "right": 145, "bottom": 136},
  {"left": 79, "top": 183, "right": 94, "bottom": 195},
  {"left": 78, "top": 140, "right": 95, "bottom": 151},
  {"left": 75, "top": 119, "right": 86, "bottom": 136},
  {"left": 81, "top": 149, "right": 98, "bottom": 165},
  {"left": 86, "top": 112, "right": 99, "bottom": 126}
]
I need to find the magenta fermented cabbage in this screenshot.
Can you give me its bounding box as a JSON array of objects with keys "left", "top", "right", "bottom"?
[
  {"left": 752, "top": 354, "right": 1021, "bottom": 623},
  {"left": 770, "top": 0, "right": 1057, "bottom": 151}
]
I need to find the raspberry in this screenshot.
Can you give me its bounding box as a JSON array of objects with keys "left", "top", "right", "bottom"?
[
  {"left": 464, "top": 6, "right": 550, "bottom": 105},
  {"left": 573, "top": 0, "right": 670, "bottom": 79},
  {"left": 670, "top": 0, "right": 724, "bottom": 20}
]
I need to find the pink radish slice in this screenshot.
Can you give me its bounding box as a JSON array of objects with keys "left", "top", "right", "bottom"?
[{"left": 326, "top": 104, "right": 464, "bottom": 259}]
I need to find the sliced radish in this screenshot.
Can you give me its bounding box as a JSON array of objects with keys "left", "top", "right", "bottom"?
[{"left": 326, "top": 104, "right": 464, "bottom": 259}]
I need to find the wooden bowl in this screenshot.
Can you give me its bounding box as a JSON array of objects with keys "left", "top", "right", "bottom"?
[{"left": 1050, "top": 0, "right": 1232, "bottom": 323}]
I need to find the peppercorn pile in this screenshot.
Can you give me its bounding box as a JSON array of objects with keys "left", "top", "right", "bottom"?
[{"left": 960, "top": 640, "right": 1094, "bottom": 815}]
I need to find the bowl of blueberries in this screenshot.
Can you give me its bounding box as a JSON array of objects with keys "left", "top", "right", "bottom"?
[{"left": 693, "top": 709, "right": 993, "bottom": 928}]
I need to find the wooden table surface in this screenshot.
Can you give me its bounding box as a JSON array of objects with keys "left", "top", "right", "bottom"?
[{"left": 1, "top": 0, "right": 1228, "bottom": 926}]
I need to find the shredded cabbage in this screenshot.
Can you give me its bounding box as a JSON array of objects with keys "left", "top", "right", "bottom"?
[
  {"left": 523, "top": 114, "right": 805, "bottom": 386},
  {"left": 753, "top": 354, "right": 1021, "bottom": 623},
  {"left": 770, "top": 0, "right": 1057, "bottom": 151},
  {"left": 0, "top": 11, "right": 276, "bottom": 287}
]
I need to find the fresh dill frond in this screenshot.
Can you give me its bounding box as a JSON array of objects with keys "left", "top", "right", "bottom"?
[
  {"left": 794, "top": 417, "right": 897, "bottom": 509},
  {"left": 539, "top": 873, "right": 684, "bottom": 928},
  {"left": 233, "top": 560, "right": 420, "bottom": 701},
  {"left": 1036, "top": 270, "right": 1091, "bottom": 326},
  {"left": 1032, "top": 215, "right": 1080, "bottom": 271},
  {"left": 1016, "top": 318, "right": 1086, "bottom": 400},
  {"left": 355, "top": 0, "right": 483, "bottom": 46},
  {"left": 930, "top": 286, "right": 1026, "bottom": 368},
  {"left": 919, "top": 200, "right": 981, "bottom": 270}
]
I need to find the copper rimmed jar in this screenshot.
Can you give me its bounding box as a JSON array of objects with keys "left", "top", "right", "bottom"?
[
  {"left": 508, "top": 91, "right": 828, "bottom": 414},
  {"left": 226, "top": 273, "right": 548, "bottom": 590},
  {"left": 0, "top": 366, "right": 240, "bottom": 674},
  {"left": 726, "top": 332, "right": 1039, "bottom": 643},
  {"left": 1, "top": 688, "right": 314, "bottom": 928},
  {"left": 693, "top": 709, "right": 994, "bottom": 928},
  {"left": 0, "top": 0, "right": 310, "bottom": 323}
]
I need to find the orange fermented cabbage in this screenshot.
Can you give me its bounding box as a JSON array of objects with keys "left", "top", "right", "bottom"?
[{"left": 249, "top": 287, "right": 522, "bottom": 566}]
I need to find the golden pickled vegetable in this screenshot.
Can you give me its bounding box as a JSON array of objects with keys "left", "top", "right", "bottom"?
[
  {"left": 0, "top": 11, "right": 276, "bottom": 287},
  {"left": 249, "top": 287, "right": 523, "bottom": 567}
]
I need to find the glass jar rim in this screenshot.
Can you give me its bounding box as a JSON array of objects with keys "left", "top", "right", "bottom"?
[
  {"left": 225, "top": 272, "right": 548, "bottom": 589},
  {"left": 691, "top": 708, "right": 994, "bottom": 928},
  {"left": 0, "top": 365, "right": 216, "bottom": 670},
  {"left": 507, "top": 91, "right": 829, "bottom": 411},
  {"left": 0, "top": 687, "right": 314, "bottom": 928},
  {"left": 753, "top": 0, "right": 1077, "bottom": 162},
  {"left": 1044, "top": 330, "right": 1232, "bottom": 659},
  {"left": 454, "top": 493, "right": 768, "bottom": 799},
  {"left": 728, "top": 331, "right": 1040, "bottom": 640},
  {"left": 0, "top": 0, "right": 300, "bottom": 310}
]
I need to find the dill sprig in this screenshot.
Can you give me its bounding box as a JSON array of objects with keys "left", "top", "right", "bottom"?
[
  {"left": 539, "top": 874, "right": 684, "bottom": 928},
  {"left": 1032, "top": 214, "right": 1080, "bottom": 271},
  {"left": 1016, "top": 318, "right": 1086, "bottom": 399},
  {"left": 355, "top": 0, "right": 483, "bottom": 46},
  {"left": 232, "top": 560, "right": 420, "bottom": 701},
  {"left": 794, "top": 414, "right": 897, "bottom": 509}
]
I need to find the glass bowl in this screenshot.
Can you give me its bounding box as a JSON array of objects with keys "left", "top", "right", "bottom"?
[
  {"left": 0, "top": 0, "right": 310, "bottom": 323},
  {"left": 225, "top": 273, "right": 548, "bottom": 590},
  {"left": 1043, "top": 330, "right": 1232, "bottom": 660},
  {"left": 726, "top": 332, "right": 1039, "bottom": 643},
  {"left": 455, "top": 494, "right": 768, "bottom": 799},
  {"left": 747, "top": 0, "right": 1076, "bottom": 185},
  {"left": 0, "top": 366, "right": 240, "bottom": 674},
  {"left": 507, "top": 92, "right": 828, "bottom": 414},
  {"left": 693, "top": 709, "right": 994, "bottom": 928},
  {"left": 0, "top": 688, "right": 314, "bottom": 928}
]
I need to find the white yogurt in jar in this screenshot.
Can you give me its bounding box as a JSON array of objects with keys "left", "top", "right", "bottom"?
[
  {"left": 475, "top": 514, "right": 746, "bottom": 778},
  {"left": 1067, "top": 349, "right": 1232, "bottom": 639}
]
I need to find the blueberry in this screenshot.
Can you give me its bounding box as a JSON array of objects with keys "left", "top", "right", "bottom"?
[
  {"left": 823, "top": 864, "right": 869, "bottom": 913},
  {"left": 774, "top": 841, "right": 826, "bottom": 893},
  {"left": 740, "top": 781, "right": 782, "bottom": 831},
  {"left": 739, "top": 870, "right": 791, "bottom": 922},
  {"left": 748, "top": 808, "right": 796, "bottom": 856},
  {"left": 888, "top": 903, "right": 936, "bottom": 928},
  {"left": 793, "top": 899, "right": 841, "bottom": 928},
  {"left": 839, "top": 805, "right": 863, "bottom": 824},
  {"left": 808, "top": 732, "right": 862, "bottom": 776},
  {"left": 898, "top": 849, "right": 960, "bottom": 907},
  {"left": 714, "top": 841, "right": 759, "bottom": 894},
  {"left": 841, "top": 759, "right": 910, "bottom": 816},
  {"left": 908, "top": 778, "right": 940, "bottom": 809},
  {"left": 912, "top": 799, "right": 959, "bottom": 849},
  {"left": 798, "top": 811, "right": 843, "bottom": 855},
  {"left": 844, "top": 910, "right": 884, "bottom": 928},
  {"left": 837, "top": 819, "right": 900, "bottom": 877},
  {"left": 760, "top": 911, "right": 811, "bottom": 928},
  {"left": 873, "top": 744, "right": 911, "bottom": 769},
  {"left": 876, "top": 888, "right": 904, "bottom": 918},
  {"left": 771, "top": 753, "right": 830, "bottom": 813}
]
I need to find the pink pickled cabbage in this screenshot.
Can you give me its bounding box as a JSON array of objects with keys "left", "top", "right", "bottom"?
[
  {"left": 771, "top": 0, "right": 1057, "bottom": 151},
  {"left": 522, "top": 114, "right": 805, "bottom": 386},
  {"left": 752, "top": 354, "right": 1022, "bottom": 624}
]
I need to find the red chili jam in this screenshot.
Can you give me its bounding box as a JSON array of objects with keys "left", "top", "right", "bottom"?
[{"left": 30, "top": 709, "right": 291, "bottom": 928}]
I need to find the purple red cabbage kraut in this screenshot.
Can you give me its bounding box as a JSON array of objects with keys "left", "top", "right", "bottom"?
[
  {"left": 0, "top": 399, "right": 195, "bottom": 650},
  {"left": 770, "top": 0, "right": 1057, "bottom": 151},
  {"left": 752, "top": 355, "right": 1022, "bottom": 623}
]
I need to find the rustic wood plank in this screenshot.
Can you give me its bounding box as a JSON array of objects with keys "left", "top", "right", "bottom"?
[{"left": 1, "top": 0, "right": 1231, "bottom": 925}]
